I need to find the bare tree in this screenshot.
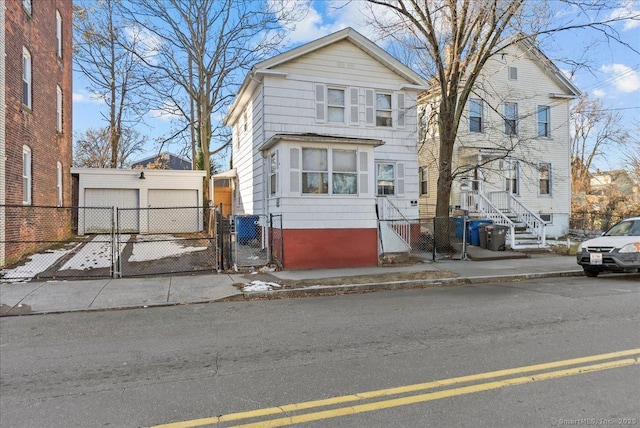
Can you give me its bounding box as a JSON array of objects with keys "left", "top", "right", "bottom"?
[
  {"left": 120, "top": 0, "right": 301, "bottom": 204},
  {"left": 74, "top": 0, "right": 150, "bottom": 168},
  {"left": 366, "top": 0, "right": 639, "bottom": 218},
  {"left": 74, "top": 128, "right": 146, "bottom": 168},
  {"left": 571, "top": 93, "right": 630, "bottom": 194}
]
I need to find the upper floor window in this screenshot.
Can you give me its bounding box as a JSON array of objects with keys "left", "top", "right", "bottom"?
[
  {"left": 23, "top": 48, "right": 32, "bottom": 109},
  {"left": 376, "top": 93, "right": 392, "bottom": 127},
  {"left": 57, "top": 161, "right": 63, "bottom": 206},
  {"left": 56, "top": 10, "right": 63, "bottom": 58},
  {"left": 23, "top": 0, "right": 32, "bottom": 15},
  {"left": 504, "top": 102, "right": 518, "bottom": 136},
  {"left": 57, "top": 85, "right": 63, "bottom": 132},
  {"left": 23, "top": 146, "right": 32, "bottom": 205},
  {"left": 302, "top": 148, "right": 328, "bottom": 194},
  {"left": 327, "top": 88, "right": 345, "bottom": 123},
  {"left": 537, "top": 106, "right": 550, "bottom": 137},
  {"left": 508, "top": 66, "right": 518, "bottom": 80},
  {"left": 469, "top": 99, "right": 483, "bottom": 133},
  {"left": 539, "top": 163, "right": 551, "bottom": 195},
  {"left": 419, "top": 166, "right": 428, "bottom": 195}
]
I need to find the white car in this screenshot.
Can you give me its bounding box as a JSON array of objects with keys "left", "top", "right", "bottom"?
[{"left": 576, "top": 216, "right": 640, "bottom": 277}]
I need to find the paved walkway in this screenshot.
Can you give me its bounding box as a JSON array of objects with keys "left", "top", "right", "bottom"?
[{"left": 0, "top": 251, "right": 583, "bottom": 316}]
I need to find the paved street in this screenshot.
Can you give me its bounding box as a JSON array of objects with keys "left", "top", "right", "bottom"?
[{"left": 1, "top": 275, "right": 639, "bottom": 427}]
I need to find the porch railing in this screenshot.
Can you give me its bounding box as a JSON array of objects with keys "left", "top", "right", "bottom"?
[
  {"left": 460, "top": 191, "right": 516, "bottom": 248},
  {"left": 488, "top": 191, "right": 546, "bottom": 246},
  {"left": 377, "top": 197, "right": 412, "bottom": 249}
]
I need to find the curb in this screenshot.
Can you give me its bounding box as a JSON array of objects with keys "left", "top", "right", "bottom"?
[{"left": 243, "top": 270, "right": 585, "bottom": 299}]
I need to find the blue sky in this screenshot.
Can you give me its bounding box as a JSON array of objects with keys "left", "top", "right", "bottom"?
[{"left": 72, "top": 0, "right": 640, "bottom": 171}]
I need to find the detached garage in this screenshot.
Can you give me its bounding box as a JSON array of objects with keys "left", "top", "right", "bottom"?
[{"left": 72, "top": 168, "right": 207, "bottom": 235}]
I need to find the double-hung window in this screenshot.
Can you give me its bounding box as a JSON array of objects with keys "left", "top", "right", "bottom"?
[
  {"left": 23, "top": 48, "right": 32, "bottom": 109},
  {"left": 377, "top": 163, "right": 395, "bottom": 195},
  {"left": 270, "top": 151, "right": 278, "bottom": 195},
  {"left": 505, "top": 160, "right": 519, "bottom": 194},
  {"left": 539, "top": 163, "right": 551, "bottom": 195},
  {"left": 57, "top": 162, "right": 63, "bottom": 206},
  {"left": 23, "top": 146, "right": 32, "bottom": 204},
  {"left": 327, "top": 88, "right": 345, "bottom": 123},
  {"left": 504, "top": 102, "right": 518, "bottom": 136},
  {"left": 56, "top": 10, "right": 63, "bottom": 58},
  {"left": 57, "top": 85, "right": 63, "bottom": 132},
  {"left": 23, "top": 0, "right": 32, "bottom": 15},
  {"left": 302, "top": 148, "right": 328, "bottom": 194},
  {"left": 537, "top": 106, "right": 550, "bottom": 137},
  {"left": 469, "top": 99, "right": 483, "bottom": 133},
  {"left": 419, "top": 167, "right": 428, "bottom": 195},
  {"left": 332, "top": 150, "right": 357, "bottom": 194},
  {"left": 376, "top": 93, "right": 392, "bottom": 127}
]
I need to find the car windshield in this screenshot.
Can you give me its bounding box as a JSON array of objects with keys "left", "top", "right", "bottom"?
[{"left": 605, "top": 219, "right": 640, "bottom": 236}]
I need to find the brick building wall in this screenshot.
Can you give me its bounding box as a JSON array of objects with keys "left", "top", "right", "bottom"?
[{"left": 2, "top": 0, "right": 73, "bottom": 267}]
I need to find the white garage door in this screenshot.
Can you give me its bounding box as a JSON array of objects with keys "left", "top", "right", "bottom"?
[
  {"left": 83, "top": 189, "right": 139, "bottom": 233},
  {"left": 147, "top": 189, "right": 201, "bottom": 233}
]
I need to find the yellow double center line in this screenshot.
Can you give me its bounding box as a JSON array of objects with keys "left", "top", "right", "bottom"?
[{"left": 153, "top": 348, "right": 640, "bottom": 428}]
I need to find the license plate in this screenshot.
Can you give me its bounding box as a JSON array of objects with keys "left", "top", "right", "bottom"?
[{"left": 589, "top": 253, "right": 603, "bottom": 265}]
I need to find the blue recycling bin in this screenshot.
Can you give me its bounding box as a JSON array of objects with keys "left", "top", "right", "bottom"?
[
  {"left": 455, "top": 216, "right": 467, "bottom": 239},
  {"left": 468, "top": 219, "right": 493, "bottom": 246},
  {"left": 236, "top": 215, "right": 259, "bottom": 244}
]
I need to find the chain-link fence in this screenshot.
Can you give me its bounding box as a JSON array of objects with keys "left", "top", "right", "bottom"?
[
  {"left": 115, "top": 207, "right": 215, "bottom": 277},
  {"left": 1, "top": 205, "right": 218, "bottom": 282},
  {"left": 1, "top": 205, "right": 116, "bottom": 282},
  {"left": 269, "top": 214, "right": 284, "bottom": 269},
  {"left": 570, "top": 211, "right": 627, "bottom": 237},
  {"left": 379, "top": 216, "right": 465, "bottom": 262}
]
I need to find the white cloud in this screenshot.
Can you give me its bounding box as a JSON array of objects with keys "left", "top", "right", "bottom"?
[
  {"left": 148, "top": 101, "right": 182, "bottom": 122},
  {"left": 72, "top": 92, "right": 104, "bottom": 104},
  {"left": 592, "top": 89, "right": 607, "bottom": 98},
  {"left": 601, "top": 63, "right": 640, "bottom": 93},
  {"left": 609, "top": 0, "right": 640, "bottom": 30},
  {"left": 124, "top": 25, "right": 162, "bottom": 65}
]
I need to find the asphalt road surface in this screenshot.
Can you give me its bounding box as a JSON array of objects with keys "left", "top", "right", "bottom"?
[{"left": 1, "top": 274, "right": 639, "bottom": 428}]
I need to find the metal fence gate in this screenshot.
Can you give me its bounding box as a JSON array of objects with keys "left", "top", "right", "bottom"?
[{"left": 1, "top": 205, "right": 221, "bottom": 282}]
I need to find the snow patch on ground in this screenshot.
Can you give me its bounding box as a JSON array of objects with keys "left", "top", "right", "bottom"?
[
  {"left": 59, "top": 235, "right": 129, "bottom": 271},
  {"left": 128, "top": 235, "right": 208, "bottom": 262},
  {"left": 1, "top": 248, "right": 72, "bottom": 282},
  {"left": 242, "top": 280, "right": 283, "bottom": 292}
]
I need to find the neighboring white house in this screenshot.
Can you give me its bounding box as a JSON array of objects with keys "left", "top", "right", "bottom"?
[
  {"left": 72, "top": 168, "right": 206, "bottom": 235},
  {"left": 223, "top": 28, "right": 429, "bottom": 269},
  {"left": 419, "top": 39, "right": 581, "bottom": 247}
]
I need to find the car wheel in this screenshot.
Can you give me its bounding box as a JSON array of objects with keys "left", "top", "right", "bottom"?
[{"left": 583, "top": 268, "right": 599, "bottom": 277}]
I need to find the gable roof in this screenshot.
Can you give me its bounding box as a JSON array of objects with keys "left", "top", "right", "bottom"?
[
  {"left": 224, "top": 27, "right": 430, "bottom": 126},
  {"left": 515, "top": 38, "right": 581, "bottom": 98}
]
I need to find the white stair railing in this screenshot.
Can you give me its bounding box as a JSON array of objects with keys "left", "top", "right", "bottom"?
[
  {"left": 488, "top": 191, "right": 546, "bottom": 246},
  {"left": 460, "top": 191, "right": 516, "bottom": 248},
  {"left": 377, "top": 197, "right": 411, "bottom": 248}
]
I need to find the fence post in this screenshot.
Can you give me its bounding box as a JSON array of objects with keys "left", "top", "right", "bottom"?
[{"left": 112, "top": 207, "right": 118, "bottom": 279}]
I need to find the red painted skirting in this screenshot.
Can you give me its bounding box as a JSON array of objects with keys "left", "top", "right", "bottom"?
[{"left": 282, "top": 228, "right": 378, "bottom": 269}]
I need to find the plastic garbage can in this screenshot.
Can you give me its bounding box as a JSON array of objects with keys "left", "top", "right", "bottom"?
[
  {"left": 487, "top": 225, "right": 508, "bottom": 251},
  {"left": 455, "top": 216, "right": 467, "bottom": 239},
  {"left": 236, "top": 215, "right": 259, "bottom": 244},
  {"left": 479, "top": 224, "right": 489, "bottom": 248},
  {"left": 468, "top": 220, "right": 493, "bottom": 246}
]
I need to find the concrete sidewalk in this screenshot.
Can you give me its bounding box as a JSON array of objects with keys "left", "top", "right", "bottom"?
[{"left": 0, "top": 252, "right": 583, "bottom": 316}]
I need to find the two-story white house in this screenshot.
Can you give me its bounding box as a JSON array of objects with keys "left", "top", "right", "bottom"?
[
  {"left": 419, "top": 40, "right": 581, "bottom": 247},
  {"left": 223, "top": 28, "right": 429, "bottom": 269}
]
